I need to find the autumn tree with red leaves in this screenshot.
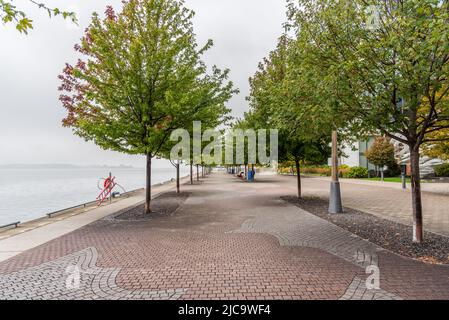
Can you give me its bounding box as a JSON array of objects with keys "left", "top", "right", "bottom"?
[{"left": 58, "top": 0, "right": 234, "bottom": 214}]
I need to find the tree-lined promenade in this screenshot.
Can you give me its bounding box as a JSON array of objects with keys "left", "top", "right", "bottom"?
[
  {"left": 1, "top": 172, "right": 448, "bottom": 300},
  {"left": 56, "top": 0, "right": 449, "bottom": 244},
  {"left": 4, "top": 0, "right": 448, "bottom": 243},
  {"left": 240, "top": 0, "right": 449, "bottom": 244},
  {"left": 58, "top": 0, "right": 237, "bottom": 215},
  {"left": 2, "top": 0, "right": 449, "bottom": 302}
]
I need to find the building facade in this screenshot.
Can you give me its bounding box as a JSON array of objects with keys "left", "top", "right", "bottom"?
[
  {"left": 333, "top": 137, "right": 446, "bottom": 178},
  {"left": 329, "top": 138, "right": 377, "bottom": 171}
]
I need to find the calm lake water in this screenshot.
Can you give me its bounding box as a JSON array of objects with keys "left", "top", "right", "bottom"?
[{"left": 0, "top": 166, "right": 189, "bottom": 225}]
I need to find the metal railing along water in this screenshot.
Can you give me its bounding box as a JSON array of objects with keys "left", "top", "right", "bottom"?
[
  {"left": 0, "top": 172, "right": 194, "bottom": 231},
  {"left": 0, "top": 221, "right": 21, "bottom": 230},
  {"left": 0, "top": 188, "right": 145, "bottom": 230},
  {"left": 46, "top": 187, "right": 144, "bottom": 218}
]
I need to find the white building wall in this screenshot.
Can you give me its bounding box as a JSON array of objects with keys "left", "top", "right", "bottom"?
[
  {"left": 328, "top": 143, "right": 361, "bottom": 167},
  {"left": 340, "top": 144, "right": 360, "bottom": 167}
]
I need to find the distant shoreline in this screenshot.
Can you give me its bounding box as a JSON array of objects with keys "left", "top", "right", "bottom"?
[
  {"left": 0, "top": 164, "right": 138, "bottom": 169},
  {"left": 0, "top": 166, "right": 190, "bottom": 226}
]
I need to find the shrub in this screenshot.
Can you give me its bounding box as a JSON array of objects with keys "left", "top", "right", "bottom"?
[
  {"left": 339, "top": 166, "right": 351, "bottom": 177},
  {"left": 277, "top": 166, "right": 293, "bottom": 174},
  {"left": 279, "top": 164, "right": 354, "bottom": 177},
  {"left": 434, "top": 163, "right": 449, "bottom": 177},
  {"left": 346, "top": 166, "right": 369, "bottom": 179},
  {"left": 301, "top": 166, "right": 331, "bottom": 176},
  {"left": 384, "top": 162, "right": 401, "bottom": 177}
]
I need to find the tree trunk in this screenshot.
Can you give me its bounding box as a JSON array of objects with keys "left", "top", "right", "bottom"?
[
  {"left": 190, "top": 164, "right": 193, "bottom": 185},
  {"left": 145, "top": 154, "right": 152, "bottom": 215},
  {"left": 380, "top": 168, "right": 384, "bottom": 181},
  {"left": 295, "top": 159, "right": 301, "bottom": 198},
  {"left": 244, "top": 165, "right": 248, "bottom": 180},
  {"left": 331, "top": 131, "right": 339, "bottom": 183},
  {"left": 176, "top": 161, "right": 180, "bottom": 194},
  {"left": 196, "top": 165, "right": 200, "bottom": 181},
  {"left": 410, "top": 148, "right": 423, "bottom": 243}
]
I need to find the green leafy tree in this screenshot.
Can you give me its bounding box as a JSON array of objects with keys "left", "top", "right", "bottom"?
[
  {"left": 58, "top": 0, "right": 234, "bottom": 214},
  {"left": 288, "top": 0, "right": 449, "bottom": 243},
  {"left": 422, "top": 129, "right": 449, "bottom": 161},
  {"left": 230, "top": 117, "right": 257, "bottom": 178},
  {"left": 279, "top": 134, "right": 330, "bottom": 198},
  {"left": 160, "top": 72, "right": 235, "bottom": 192},
  {"left": 187, "top": 76, "right": 235, "bottom": 183},
  {"left": 421, "top": 91, "right": 449, "bottom": 161},
  {"left": 0, "top": 0, "right": 76, "bottom": 33},
  {"left": 246, "top": 35, "right": 331, "bottom": 197},
  {"left": 365, "top": 137, "right": 396, "bottom": 181}
]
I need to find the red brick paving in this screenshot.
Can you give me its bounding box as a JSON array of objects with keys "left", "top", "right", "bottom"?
[{"left": 0, "top": 173, "right": 448, "bottom": 300}]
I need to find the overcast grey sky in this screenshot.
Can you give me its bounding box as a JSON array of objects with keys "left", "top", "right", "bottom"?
[{"left": 0, "top": 0, "right": 287, "bottom": 167}]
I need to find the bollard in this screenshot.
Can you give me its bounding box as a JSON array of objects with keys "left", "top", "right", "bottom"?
[
  {"left": 401, "top": 165, "right": 407, "bottom": 190},
  {"left": 401, "top": 173, "right": 406, "bottom": 190}
]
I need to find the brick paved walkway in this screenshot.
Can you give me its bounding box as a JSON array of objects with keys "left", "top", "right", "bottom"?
[{"left": 0, "top": 173, "right": 447, "bottom": 300}]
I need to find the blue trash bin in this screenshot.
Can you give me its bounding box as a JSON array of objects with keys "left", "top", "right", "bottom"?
[{"left": 247, "top": 170, "right": 254, "bottom": 182}]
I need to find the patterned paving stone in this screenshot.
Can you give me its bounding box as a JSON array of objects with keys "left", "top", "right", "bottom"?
[
  {"left": 229, "top": 204, "right": 404, "bottom": 300},
  {"left": 282, "top": 175, "right": 449, "bottom": 237},
  {"left": 339, "top": 277, "right": 402, "bottom": 300},
  {"left": 231, "top": 206, "right": 383, "bottom": 269},
  {"left": 0, "top": 247, "right": 185, "bottom": 300},
  {"left": 0, "top": 173, "right": 447, "bottom": 300}
]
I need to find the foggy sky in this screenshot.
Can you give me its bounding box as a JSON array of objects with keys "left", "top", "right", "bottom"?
[{"left": 0, "top": 0, "right": 287, "bottom": 167}]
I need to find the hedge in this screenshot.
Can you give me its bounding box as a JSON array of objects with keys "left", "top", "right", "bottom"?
[{"left": 434, "top": 163, "right": 449, "bottom": 177}]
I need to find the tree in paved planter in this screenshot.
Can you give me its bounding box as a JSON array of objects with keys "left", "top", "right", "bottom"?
[
  {"left": 58, "top": 0, "right": 232, "bottom": 214},
  {"left": 278, "top": 133, "right": 330, "bottom": 198},
  {"left": 159, "top": 68, "right": 235, "bottom": 193},
  {"left": 229, "top": 118, "right": 255, "bottom": 179},
  {"left": 365, "top": 137, "right": 396, "bottom": 181},
  {"left": 288, "top": 0, "right": 449, "bottom": 242},
  {"left": 246, "top": 35, "right": 332, "bottom": 197},
  {"left": 185, "top": 79, "right": 235, "bottom": 185}
]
